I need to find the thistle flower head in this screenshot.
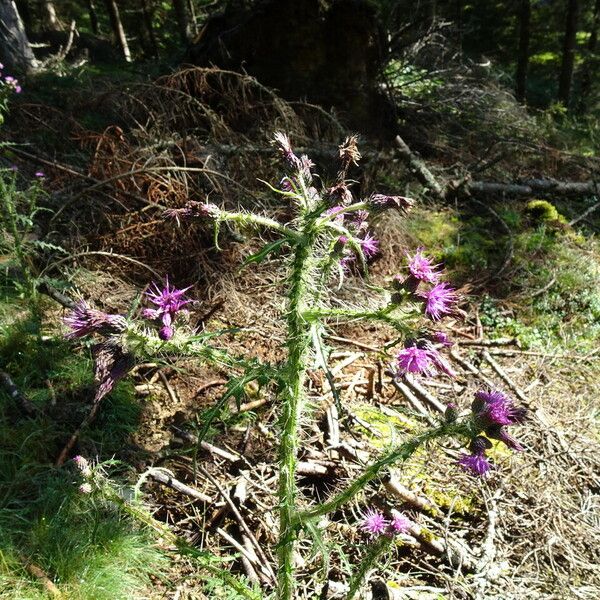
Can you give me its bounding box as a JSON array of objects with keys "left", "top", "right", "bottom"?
[
  {"left": 472, "top": 389, "right": 527, "bottom": 428},
  {"left": 351, "top": 210, "right": 370, "bottom": 232},
  {"left": 420, "top": 282, "right": 457, "bottom": 320},
  {"left": 432, "top": 331, "right": 453, "bottom": 347},
  {"left": 73, "top": 455, "right": 92, "bottom": 477},
  {"left": 485, "top": 425, "right": 524, "bottom": 451},
  {"left": 327, "top": 183, "right": 353, "bottom": 205},
  {"left": 339, "top": 135, "right": 361, "bottom": 168},
  {"left": 361, "top": 509, "right": 389, "bottom": 537},
  {"left": 390, "top": 513, "right": 411, "bottom": 534},
  {"left": 78, "top": 482, "right": 93, "bottom": 494},
  {"left": 63, "top": 301, "right": 127, "bottom": 339},
  {"left": 163, "top": 201, "right": 219, "bottom": 224},
  {"left": 358, "top": 232, "right": 379, "bottom": 259},
  {"left": 458, "top": 451, "right": 493, "bottom": 477},
  {"left": 92, "top": 340, "right": 135, "bottom": 402},
  {"left": 368, "top": 194, "right": 414, "bottom": 213},
  {"left": 407, "top": 248, "right": 441, "bottom": 284},
  {"left": 396, "top": 344, "right": 455, "bottom": 378},
  {"left": 3, "top": 75, "right": 21, "bottom": 93},
  {"left": 444, "top": 402, "right": 459, "bottom": 423},
  {"left": 396, "top": 345, "right": 437, "bottom": 377},
  {"left": 159, "top": 325, "right": 175, "bottom": 341},
  {"left": 459, "top": 436, "right": 494, "bottom": 476},
  {"left": 273, "top": 131, "right": 301, "bottom": 170},
  {"left": 35, "top": 171, "right": 45, "bottom": 178},
  {"left": 146, "top": 278, "right": 192, "bottom": 316}
]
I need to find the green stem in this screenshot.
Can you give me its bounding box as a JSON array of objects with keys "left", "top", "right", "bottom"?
[
  {"left": 293, "top": 424, "right": 462, "bottom": 526},
  {"left": 217, "top": 210, "right": 300, "bottom": 241},
  {"left": 277, "top": 230, "right": 315, "bottom": 600},
  {"left": 346, "top": 536, "right": 393, "bottom": 600}
]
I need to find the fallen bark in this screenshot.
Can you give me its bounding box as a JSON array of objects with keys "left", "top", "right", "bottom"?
[
  {"left": 468, "top": 179, "right": 600, "bottom": 197},
  {"left": 394, "top": 134, "right": 600, "bottom": 200}
]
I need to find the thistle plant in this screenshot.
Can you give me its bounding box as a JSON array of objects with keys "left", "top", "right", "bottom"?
[{"left": 64, "top": 133, "right": 527, "bottom": 599}]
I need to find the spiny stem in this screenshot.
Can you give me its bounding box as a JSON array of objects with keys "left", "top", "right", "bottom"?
[
  {"left": 346, "top": 536, "right": 393, "bottom": 600},
  {"left": 277, "top": 229, "right": 315, "bottom": 600},
  {"left": 293, "top": 424, "right": 462, "bottom": 525},
  {"left": 217, "top": 210, "right": 300, "bottom": 241}
]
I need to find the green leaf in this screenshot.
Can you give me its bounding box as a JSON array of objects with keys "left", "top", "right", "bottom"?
[{"left": 241, "top": 238, "right": 287, "bottom": 267}]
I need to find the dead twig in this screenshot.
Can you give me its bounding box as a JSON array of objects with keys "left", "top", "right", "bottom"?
[{"left": 149, "top": 469, "right": 212, "bottom": 503}]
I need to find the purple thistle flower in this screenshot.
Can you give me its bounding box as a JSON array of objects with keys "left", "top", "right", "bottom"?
[
  {"left": 273, "top": 131, "right": 302, "bottom": 171},
  {"left": 159, "top": 325, "right": 175, "bottom": 341},
  {"left": 432, "top": 331, "right": 453, "bottom": 347},
  {"left": 368, "top": 194, "right": 414, "bottom": 213},
  {"left": 459, "top": 436, "right": 494, "bottom": 476},
  {"left": 444, "top": 402, "right": 459, "bottom": 423},
  {"left": 64, "top": 301, "right": 127, "bottom": 339},
  {"left": 390, "top": 513, "right": 411, "bottom": 534},
  {"left": 396, "top": 344, "right": 455, "bottom": 378},
  {"left": 358, "top": 233, "right": 379, "bottom": 259},
  {"left": 146, "top": 278, "right": 191, "bottom": 319},
  {"left": 35, "top": 171, "right": 45, "bottom": 178},
  {"left": 92, "top": 340, "right": 135, "bottom": 402},
  {"left": 396, "top": 346, "right": 438, "bottom": 377},
  {"left": 298, "top": 155, "right": 315, "bottom": 182},
  {"left": 472, "top": 390, "right": 527, "bottom": 428},
  {"left": 420, "top": 282, "right": 457, "bottom": 320},
  {"left": 361, "top": 509, "right": 389, "bottom": 537},
  {"left": 458, "top": 452, "right": 493, "bottom": 477},
  {"left": 407, "top": 248, "right": 441, "bottom": 284}
]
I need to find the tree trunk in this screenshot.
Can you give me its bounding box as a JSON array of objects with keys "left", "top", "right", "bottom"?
[
  {"left": 578, "top": 0, "right": 600, "bottom": 111},
  {"left": 0, "top": 0, "right": 37, "bottom": 73},
  {"left": 558, "top": 0, "right": 580, "bottom": 107},
  {"left": 139, "top": 0, "right": 159, "bottom": 58},
  {"left": 172, "top": 0, "right": 192, "bottom": 44},
  {"left": 41, "top": 1, "right": 61, "bottom": 31},
  {"left": 515, "top": 0, "right": 531, "bottom": 103},
  {"left": 103, "top": 0, "right": 132, "bottom": 62},
  {"left": 87, "top": 0, "right": 100, "bottom": 35}
]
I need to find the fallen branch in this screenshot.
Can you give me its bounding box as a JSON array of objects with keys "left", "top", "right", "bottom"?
[
  {"left": 0, "top": 370, "right": 37, "bottom": 416},
  {"left": 150, "top": 470, "right": 212, "bottom": 503},
  {"left": 393, "top": 135, "right": 600, "bottom": 200}
]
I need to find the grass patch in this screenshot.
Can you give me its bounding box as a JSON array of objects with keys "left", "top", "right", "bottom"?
[{"left": 404, "top": 202, "right": 600, "bottom": 351}]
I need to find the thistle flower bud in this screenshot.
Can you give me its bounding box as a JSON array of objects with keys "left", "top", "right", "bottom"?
[
  {"left": 273, "top": 131, "right": 303, "bottom": 172},
  {"left": 164, "top": 201, "right": 220, "bottom": 223},
  {"left": 444, "top": 402, "right": 459, "bottom": 423},
  {"left": 78, "top": 482, "right": 93, "bottom": 494}
]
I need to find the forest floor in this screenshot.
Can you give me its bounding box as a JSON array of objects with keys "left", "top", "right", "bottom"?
[{"left": 1, "top": 65, "right": 599, "bottom": 599}]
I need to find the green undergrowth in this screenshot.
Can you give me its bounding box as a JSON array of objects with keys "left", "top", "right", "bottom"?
[
  {"left": 0, "top": 286, "right": 166, "bottom": 599},
  {"left": 403, "top": 198, "right": 600, "bottom": 351}
]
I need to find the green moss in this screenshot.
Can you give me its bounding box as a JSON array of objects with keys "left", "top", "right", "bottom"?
[{"left": 525, "top": 200, "right": 566, "bottom": 224}]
